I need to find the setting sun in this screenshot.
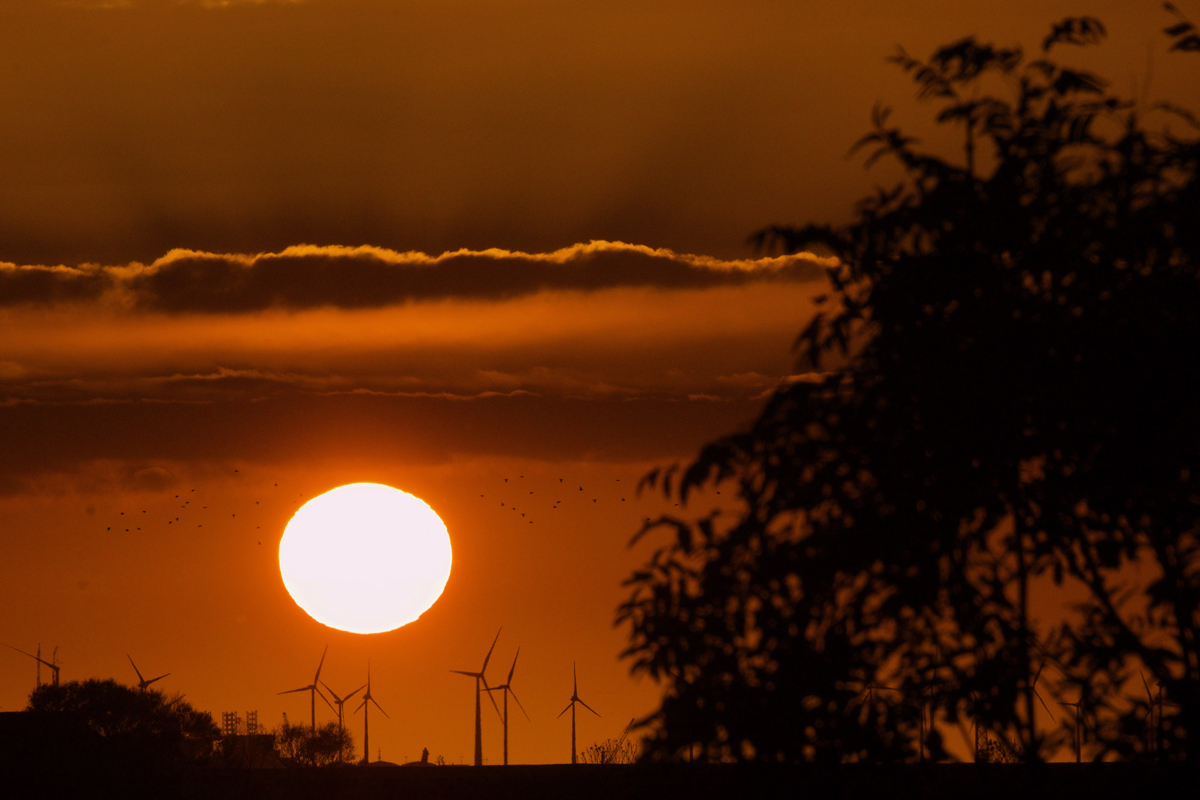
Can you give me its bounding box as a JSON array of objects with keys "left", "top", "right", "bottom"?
[{"left": 278, "top": 483, "right": 453, "bottom": 634}]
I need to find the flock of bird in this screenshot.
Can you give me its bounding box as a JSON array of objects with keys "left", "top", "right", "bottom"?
[
  {"left": 101, "top": 470, "right": 310, "bottom": 546},
  {"left": 101, "top": 469, "right": 660, "bottom": 542},
  {"left": 479, "top": 473, "right": 658, "bottom": 527}
]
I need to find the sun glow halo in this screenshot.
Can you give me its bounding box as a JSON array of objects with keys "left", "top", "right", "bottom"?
[{"left": 278, "top": 483, "right": 452, "bottom": 634}]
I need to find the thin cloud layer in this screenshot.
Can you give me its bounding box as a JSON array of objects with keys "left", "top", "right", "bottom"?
[{"left": 0, "top": 242, "right": 828, "bottom": 312}]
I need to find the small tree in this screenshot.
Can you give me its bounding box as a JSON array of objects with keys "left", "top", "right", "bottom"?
[{"left": 273, "top": 721, "right": 355, "bottom": 767}]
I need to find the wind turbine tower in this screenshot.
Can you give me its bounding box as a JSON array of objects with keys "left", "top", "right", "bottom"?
[
  {"left": 354, "top": 663, "right": 388, "bottom": 764},
  {"left": 485, "top": 648, "right": 530, "bottom": 765},
  {"left": 450, "top": 628, "right": 504, "bottom": 766},
  {"left": 557, "top": 663, "right": 599, "bottom": 764},
  {"left": 1061, "top": 699, "right": 1084, "bottom": 762},
  {"left": 278, "top": 645, "right": 334, "bottom": 731}
]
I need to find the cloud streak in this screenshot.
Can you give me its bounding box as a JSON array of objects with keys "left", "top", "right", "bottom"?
[{"left": 0, "top": 241, "right": 829, "bottom": 312}]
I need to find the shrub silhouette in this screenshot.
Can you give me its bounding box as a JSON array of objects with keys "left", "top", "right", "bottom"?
[
  {"left": 273, "top": 720, "right": 356, "bottom": 766},
  {"left": 621, "top": 8, "right": 1199, "bottom": 763}
]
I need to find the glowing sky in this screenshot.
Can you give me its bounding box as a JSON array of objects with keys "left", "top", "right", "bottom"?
[{"left": 0, "top": 0, "right": 1188, "bottom": 766}]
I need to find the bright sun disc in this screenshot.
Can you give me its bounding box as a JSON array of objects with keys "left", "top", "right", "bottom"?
[{"left": 278, "top": 483, "right": 452, "bottom": 634}]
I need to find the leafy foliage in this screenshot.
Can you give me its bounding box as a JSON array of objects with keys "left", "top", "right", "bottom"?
[
  {"left": 273, "top": 721, "right": 355, "bottom": 767},
  {"left": 620, "top": 8, "right": 1199, "bottom": 764},
  {"left": 579, "top": 736, "right": 639, "bottom": 765},
  {"left": 27, "top": 679, "right": 219, "bottom": 766}
]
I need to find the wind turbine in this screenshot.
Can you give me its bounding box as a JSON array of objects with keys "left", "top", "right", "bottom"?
[
  {"left": 557, "top": 662, "right": 599, "bottom": 764},
  {"left": 484, "top": 648, "right": 530, "bottom": 765},
  {"left": 4, "top": 643, "right": 60, "bottom": 687},
  {"left": 127, "top": 655, "right": 170, "bottom": 691},
  {"left": 1140, "top": 672, "right": 1179, "bottom": 757},
  {"left": 1141, "top": 671, "right": 1158, "bottom": 755},
  {"left": 278, "top": 645, "right": 334, "bottom": 731},
  {"left": 321, "top": 679, "right": 365, "bottom": 732},
  {"left": 450, "top": 628, "right": 504, "bottom": 766},
  {"left": 852, "top": 682, "right": 902, "bottom": 730},
  {"left": 1060, "top": 698, "right": 1084, "bottom": 762},
  {"left": 1031, "top": 659, "right": 1056, "bottom": 723},
  {"left": 353, "top": 663, "right": 388, "bottom": 764}
]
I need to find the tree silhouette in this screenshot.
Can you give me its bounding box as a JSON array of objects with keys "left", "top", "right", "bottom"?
[
  {"left": 273, "top": 720, "right": 355, "bottom": 766},
  {"left": 27, "top": 679, "right": 219, "bottom": 767},
  {"left": 621, "top": 8, "right": 1199, "bottom": 763}
]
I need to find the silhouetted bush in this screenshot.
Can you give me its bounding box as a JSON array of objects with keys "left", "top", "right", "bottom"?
[
  {"left": 273, "top": 720, "right": 356, "bottom": 766},
  {"left": 622, "top": 7, "right": 1199, "bottom": 764},
  {"left": 580, "top": 736, "right": 639, "bottom": 765}
]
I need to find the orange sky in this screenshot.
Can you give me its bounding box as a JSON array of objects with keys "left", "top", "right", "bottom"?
[{"left": 0, "top": 0, "right": 1191, "bottom": 765}]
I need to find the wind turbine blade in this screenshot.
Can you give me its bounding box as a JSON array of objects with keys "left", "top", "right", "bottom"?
[
  {"left": 314, "top": 644, "right": 329, "bottom": 683},
  {"left": 481, "top": 676, "right": 503, "bottom": 722},
  {"left": 354, "top": 698, "right": 367, "bottom": 714},
  {"left": 127, "top": 655, "right": 145, "bottom": 683},
  {"left": 578, "top": 698, "right": 601, "bottom": 718},
  {"left": 319, "top": 680, "right": 342, "bottom": 703},
  {"left": 481, "top": 627, "right": 502, "bottom": 673},
  {"left": 450, "top": 670, "right": 481, "bottom": 678},
  {"left": 1140, "top": 671, "right": 1154, "bottom": 703},
  {"left": 346, "top": 684, "right": 366, "bottom": 701},
  {"left": 509, "top": 688, "right": 531, "bottom": 721},
  {"left": 573, "top": 662, "right": 578, "bottom": 696},
  {"left": 146, "top": 673, "right": 170, "bottom": 685},
  {"left": 557, "top": 701, "right": 574, "bottom": 719},
  {"left": 1033, "top": 658, "right": 1047, "bottom": 685},
  {"left": 371, "top": 696, "right": 390, "bottom": 719},
  {"left": 1033, "top": 689, "right": 1056, "bottom": 722},
  {"left": 278, "top": 686, "right": 311, "bottom": 695},
  {"left": 316, "top": 686, "right": 336, "bottom": 713},
  {"left": 507, "top": 647, "right": 520, "bottom": 686},
  {"left": 4, "top": 644, "right": 56, "bottom": 670}
]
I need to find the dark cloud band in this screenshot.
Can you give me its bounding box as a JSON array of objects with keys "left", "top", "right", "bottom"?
[
  {"left": 0, "top": 264, "right": 112, "bottom": 306},
  {"left": 1, "top": 242, "right": 828, "bottom": 312}
]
